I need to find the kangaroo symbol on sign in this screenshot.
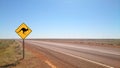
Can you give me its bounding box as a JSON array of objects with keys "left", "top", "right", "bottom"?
[{"left": 18, "top": 28, "right": 28, "bottom": 34}]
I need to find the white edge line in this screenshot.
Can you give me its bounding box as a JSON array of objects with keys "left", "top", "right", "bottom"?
[{"left": 60, "top": 51, "right": 114, "bottom": 68}]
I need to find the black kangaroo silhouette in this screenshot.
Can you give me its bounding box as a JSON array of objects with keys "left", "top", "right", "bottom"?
[{"left": 18, "top": 28, "right": 28, "bottom": 34}]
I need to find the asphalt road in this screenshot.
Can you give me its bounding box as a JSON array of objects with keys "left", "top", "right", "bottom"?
[{"left": 23, "top": 40, "right": 120, "bottom": 68}]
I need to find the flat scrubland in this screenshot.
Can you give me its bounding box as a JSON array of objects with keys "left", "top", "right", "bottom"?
[
  {"left": 0, "top": 39, "right": 50, "bottom": 68},
  {"left": 35, "top": 39, "right": 120, "bottom": 47},
  {"left": 0, "top": 40, "right": 22, "bottom": 68}
]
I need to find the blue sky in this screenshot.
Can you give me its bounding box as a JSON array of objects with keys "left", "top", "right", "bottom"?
[{"left": 0, "top": 0, "right": 120, "bottom": 39}]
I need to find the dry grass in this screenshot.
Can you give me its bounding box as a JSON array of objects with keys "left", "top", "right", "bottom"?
[
  {"left": 0, "top": 40, "right": 22, "bottom": 67},
  {"left": 0, "top": 40, "right": 51, "bottom": 68}
]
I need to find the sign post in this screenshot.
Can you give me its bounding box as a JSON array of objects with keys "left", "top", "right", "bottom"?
[
  {"left": 23, "top": 39, "right": 25, "bottom": 59},
  {"left": 15, "top": 23, "right": 32, "bottom": 59}
]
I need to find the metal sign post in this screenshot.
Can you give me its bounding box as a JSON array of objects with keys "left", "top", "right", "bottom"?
[
  {"left": 23, "top": 39, "right": 25, "bottom": 59},
  {"left": 15, "top": 23, "right": 32, "bottom": 59}
]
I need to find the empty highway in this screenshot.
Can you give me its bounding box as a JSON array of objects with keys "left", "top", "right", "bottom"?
[{"left": 21, "top": 40, "right": 120, "bottom": 68}]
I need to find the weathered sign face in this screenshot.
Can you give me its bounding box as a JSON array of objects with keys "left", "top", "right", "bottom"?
[{"left": 15, "top": 23, "right": 32, "bottom": 39}]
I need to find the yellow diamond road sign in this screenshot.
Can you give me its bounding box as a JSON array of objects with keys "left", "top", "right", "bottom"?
[{"left": 15, "top": 23, "right": 32, "bottom": 39}]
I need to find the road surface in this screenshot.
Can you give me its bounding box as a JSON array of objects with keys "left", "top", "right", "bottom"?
[{"left": 20, "top": 40, "right": 120, "bottom": 68}]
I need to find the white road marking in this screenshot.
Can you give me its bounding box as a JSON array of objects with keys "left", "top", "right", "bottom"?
[
  {"left": 55, "top": 50, "right": 114, "bottom": 68},
  {"left": 45, "top": 60, "right": 57, "bottom": 68}
]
